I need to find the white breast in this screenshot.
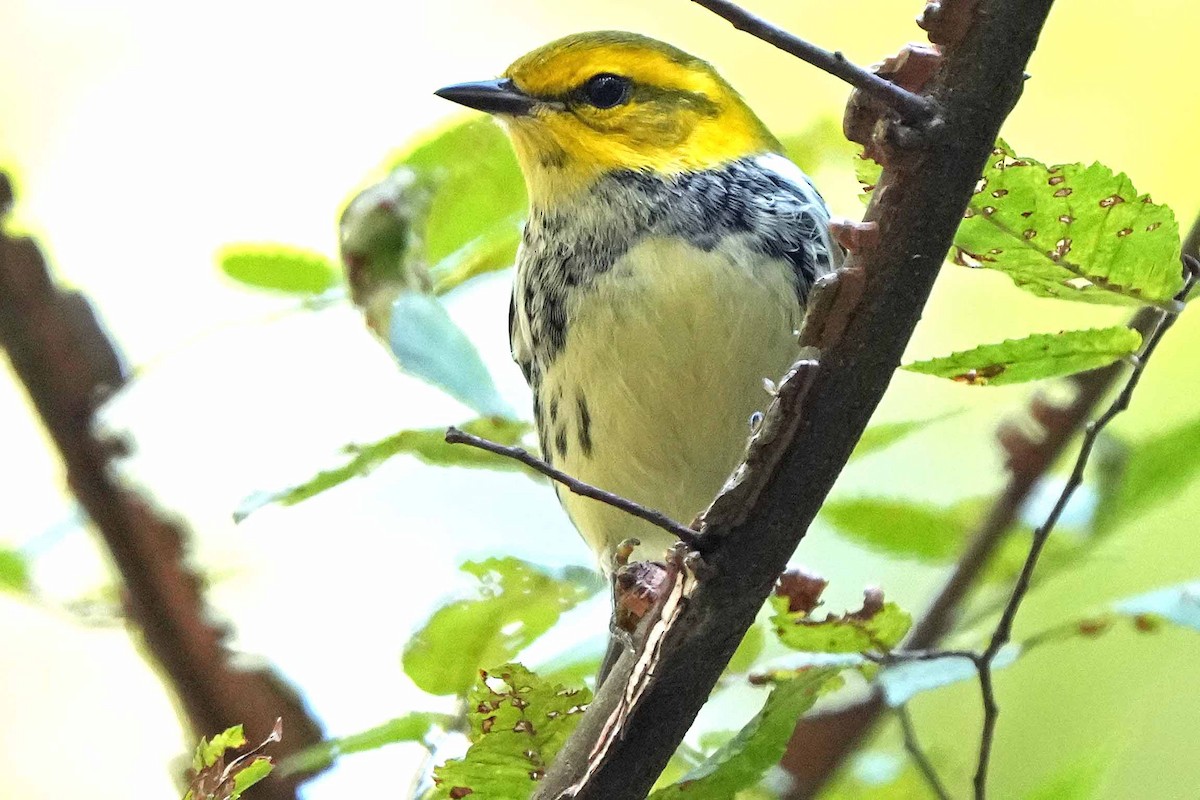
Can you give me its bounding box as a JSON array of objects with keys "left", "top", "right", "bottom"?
[{"left": 539, "top": 235, "right": 802, "bottom": 572}]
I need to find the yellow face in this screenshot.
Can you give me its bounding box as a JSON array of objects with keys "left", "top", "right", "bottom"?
[{"left": 490, "top": 32, "right": 782, "bottom": 200}]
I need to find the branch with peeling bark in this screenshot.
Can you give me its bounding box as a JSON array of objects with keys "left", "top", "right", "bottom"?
[
  {"left": 511, "top": 0, "right": 1059, "bottom": 796},
  {"left": 0, "top": 177, "right": 323, "bottom": 800}
]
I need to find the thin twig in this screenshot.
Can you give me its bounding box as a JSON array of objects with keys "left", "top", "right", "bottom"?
[
  {"left": 897, "top": 705, "right": 953, "bottom": 800},
  {"left": 687, "top": 0, "right": 937, "bottom": 123},
  {"left": 971, "top": 259, "right": 1199, "bottom": 800},
  {"left": 445, "top": 426, "right": 703, "bottom": 550}
]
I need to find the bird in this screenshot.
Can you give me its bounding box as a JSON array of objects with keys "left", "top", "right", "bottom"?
[{"left": 435, "top": 30, "right": 841, "bottom": 601}]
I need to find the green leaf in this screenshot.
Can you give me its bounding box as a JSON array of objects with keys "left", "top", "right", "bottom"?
[
  {"left": 849, "top": 413, "right": 957, "bottom": 461},
  {"left": 432, "top": 664, "right": 590, "bottom": 799},
  {"left": 771, "top": 591, "right": 912, "bottom": 654},
  {"left": 1094, "top": 413, "right": 1200, "bottom": 533},
  {"left": 648, "top": 668, "right": 844, "bottom": 799},
  {"left": 821, "top": 497, "right": 977, "bottom": 562},
  {"left": 234, "top": 417, "right": 530, "bottom": 520},
  {"left": 404, "top": 558, "right": 604, "bottom": 697},
  {"left": 779, "top": 117, "right": 857, "bottom": 175},
  {"left": 726, "top": 622, "right": 767, "bottom": 674},
  {"left": 391, "top": 118, "right": 527, "bottom": 277},
  {"left": 953, "top": 140, "right": 1184, "bottom": 305},
  {"left": 854, "top": 154, "right": 883, "bottom": 206},
  {"left": 193, "top": 726, "right": 247, "bottom": 772},
  {"left": 280, "top": 712, "right": 458, "bottom": 775},
  {"left": 387, "top": 290, "right": 514, "bottom": 417},
  {"left": 430, "top": 216, "right": 522, "bottom": 294},
  {"left": 218, "top": 244, "right": 339, "bottom": 295},
  {"left": 0, "top": 546, "right": 32, "bottom": 594},
  {"left": 230, "top": 759, "right": 273, "bottom": 797},
  {"left": 903, "top": 327, "right": 1141, "bottom": 386}
]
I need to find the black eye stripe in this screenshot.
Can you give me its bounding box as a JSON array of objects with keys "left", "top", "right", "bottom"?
[{"left": 581, "top": 73, "right": 631, "bottom": 109}]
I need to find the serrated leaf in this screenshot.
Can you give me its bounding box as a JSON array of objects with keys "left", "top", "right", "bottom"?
[
  {"left": 218, "top": 244, "right": 339, "bottom": 295},
  {"left": 184, "top": 721, "right": 281, "bottom": 800},
  {"left": 388, "top": 290, "right": 514, "bottom": 417},
  {"left": 954, "top": 140, "right": 1183, "bottom": 305},
  {"left": 771, "top": 591, "right": 912, "bottom": 653},
  {"left": 821, "top": 497, "right": 977, "bottom": 561},
  {"left": 194, "top": 726, "right": 247, "bottom": 772},
  {"left": 0, "top": 546, "right": 32, "bottom": 594},
  {"left": 648, "top": 668, "right": 844, "bottom": 799},
  {"left": 903, "top": 327, "right": 1141, "bottom": 386},
  {"left": 404, "top": 558, "right": 604, "bottom": 697},
  {"left": 432, "top": 664, "right": 590, "bottom": 799},
  {"left": 280, "top": 712, "right": 458, "bottom": 775},
  {"left": 1094, "top": 414, "right": 1200, "bottom": 533},
  {"left": 391, "top": 118, "right": 526, "bottom": 281},
  {"left": 234, "top": 417, "right": 530, "bottom": 520}
]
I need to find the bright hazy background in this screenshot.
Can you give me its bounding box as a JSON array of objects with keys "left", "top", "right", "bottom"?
[{"left": 2, "top": 0, "right": 1198, "bottom": 798}]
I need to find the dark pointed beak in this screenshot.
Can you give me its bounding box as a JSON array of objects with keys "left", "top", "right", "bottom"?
[{"left": 434, "top": 78, "right": 538, "bottom": 116}]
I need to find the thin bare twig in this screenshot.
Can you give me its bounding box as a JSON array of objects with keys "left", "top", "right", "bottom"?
[
  {"left": 971, "top": 259, "right": 1199, "bottom": 800},
  {"left": 897, "top": 705, "right": 952, "bottom": 800},
  {"left": 444, "top": 426, "right": 702, "bottom": 550},
  {"left": 687, "top": 0, "right": 937, "bottom": 123}
]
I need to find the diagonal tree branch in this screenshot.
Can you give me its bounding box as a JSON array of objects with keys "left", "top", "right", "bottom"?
[
  {"left": 782, "top": 212, "right": 1200, "bottom": 799},
  {"left": 689, "top": 0, "right": 937, "bottom": 123},
  {"left": 0, "top": 175, "right": 324, "bottom": 799},
  {"left": 534, "top": 1, "right": 1057, "bottom": 797}
]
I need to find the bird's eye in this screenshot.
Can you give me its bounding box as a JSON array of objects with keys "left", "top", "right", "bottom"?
[{"left": 582, "top": 73, "right": 631, "bottom": 109}]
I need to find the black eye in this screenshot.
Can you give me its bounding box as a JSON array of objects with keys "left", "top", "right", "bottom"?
[{"left": 583, "top": 73, "right": 631, "bottom": 109}]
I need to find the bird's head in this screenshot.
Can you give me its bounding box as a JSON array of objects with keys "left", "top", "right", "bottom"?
[{"left": 435, "top": 32, "right": 782, "bottom": 202}]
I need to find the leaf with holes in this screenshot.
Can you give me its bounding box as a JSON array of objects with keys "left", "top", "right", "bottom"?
[
  {"left": 431, "top": 664, "right": 591, "bottom": 799},
  {"left": 954, "top": 140, "right": 1183, "bottom": 305},
  {"left": 771, "top": 589, "right": 912, "bottom": 653},
  {"left": 218, "top": 244, "right": 340, "bottom": 295},
  {"left": 903, "top": 326, "right": 1141, "bottom": 386},
  {"left": 234, "top": 417, "right": 531, "bottom": 521},
  {"left": 404, "top": 558, "right": 604, "bottom": 697},
  {"left": 648, "top": 668, "right": 844, "bottom": 799},
  {"left": 183, "top": 721, "right": 280, "bottom": 800},
  {"left": 280, "top": 712, "right": 458, "bottom": 775}
]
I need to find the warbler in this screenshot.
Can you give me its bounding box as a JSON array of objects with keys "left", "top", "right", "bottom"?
[{"left": 436, "top": 32, "right": 841, "bottom": 578}]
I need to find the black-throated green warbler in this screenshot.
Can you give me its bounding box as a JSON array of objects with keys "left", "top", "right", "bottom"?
[{"left": 436, "top": 31, "right": 842, "bottom": 576}]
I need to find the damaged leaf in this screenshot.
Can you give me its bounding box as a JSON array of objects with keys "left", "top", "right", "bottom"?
[
  {"left": 771, "top": 588, "right": 912, "bottom": 653},
  {"left": 648, "top": 668, "right": 844, "bottom": 799},
  {"left": 903, "top": 327, "right": 1141, "bottom": 386},
  {"left": 404, "top": 558, "right": 604, "bottom": 697},
  {"left": 183, "top": 720, "right": 281, "bottom": 800},
  {"left": 954, "top": 140, "right": 1183, "bottom": 305},
  {"left": 431, "top": 664, "right": 591, "bottom": 799}
]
